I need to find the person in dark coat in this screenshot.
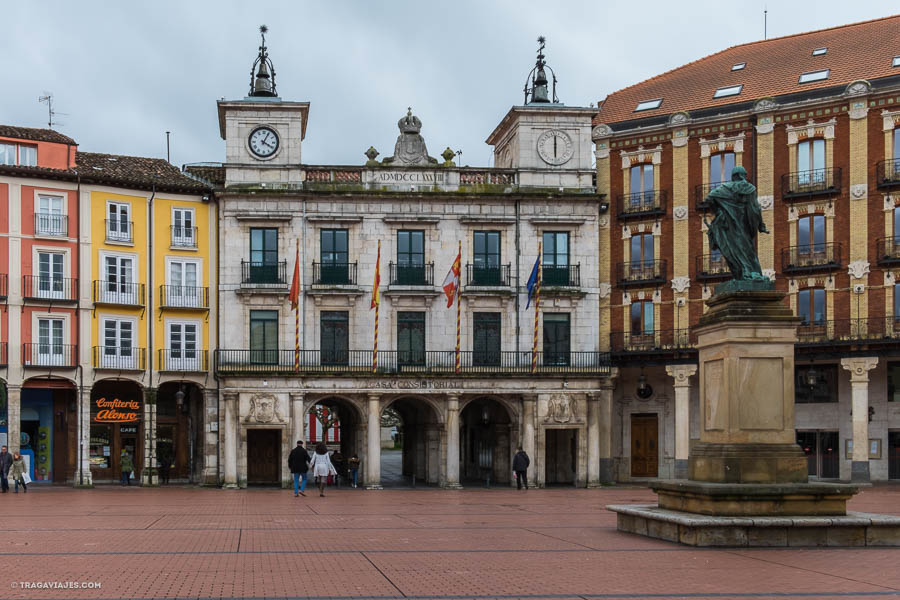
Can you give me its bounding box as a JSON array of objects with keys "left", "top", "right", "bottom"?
[
  {"left": 512, "top": 447, "right": 530, "bottom": 490},
  {"left": 288, "top": 440, "right": 311, "bottom": 497},
  {"left": 330, "top": 450, "right": 345, "bottom": 487},
  {"left": 0, "top": 446, "right": 12, "bottom": 493}
]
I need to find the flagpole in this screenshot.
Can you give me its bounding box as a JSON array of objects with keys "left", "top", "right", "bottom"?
[
  {"left": 372, "top": 240, "right": 380, "bottom": 374},
  {"left": 532, "top": 242, "right": 542, "bottom": 374},
  {"left": 455, "top": 240, "right": 461, "bottom": 374},
  {"left": 294, "top": 239, "right": 300, "bottom": 372}
]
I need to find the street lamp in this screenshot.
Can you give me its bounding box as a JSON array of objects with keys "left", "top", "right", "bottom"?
[
  {"left": 805, "top": 365, "right": 818, "bottom": 388},
  {"left": 175, "top": 386, "right": 186, "bottom": 413}
]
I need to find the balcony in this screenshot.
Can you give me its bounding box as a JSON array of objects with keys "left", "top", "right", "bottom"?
[
  {"left": 616, "top": 260, "right": 667, "bottom": 287},
  {"left": 92, "top": 346, "right": 146, "bottom": 370},
  {"left": 796, "top": 317, "right": 900, "bottom": 346},
  {"left": 781, "top": 243, "right": 841, "bottom": 273},
  {"left": 694, "top": 182, "right": 724, "bottom": 212},
  {"left": 781, "top": 167, "right": 841, "bottom": 201},
  {"left": 312, "top": 262, "right": 358, "bottom": 286},
  {"left": 876, "top": 158, "right": 900, "bottom": 189},
  {"left": 610, "top": 329, "right": 695, "bottom": 353},
  {"left": 696, "top": 254, "right": 731, "bottom": 280},
  {"left": 465, "top": 264, "right": 511, "bottom": 288},
  {"left": 542, "top": 264, "right": 580, "bottom": 288},
  {"left": 389, "top": 262, "right": 434, "bottom": 286},
  {"left": 34, "top": 213, "right": 68, "bottom": 237},
  {"left": 171, "top": 226, "right": 198, "bottom": 248},
  {"left": 241, "top": 260, "right": 287, "bottom": 286},
  {"left": 23, "top": 343, "right": 77, "bottom": 368},
  {"left": 92, "top": 281, "right": 145, "bottom": 306},
  {"left": 616, "top": 190, "right": 666, "bottom": 219},
  {"left": 876, "top": 237, "right": 900, "bottom": 266},
  {"left": 105, "top": 219, "right": 133, "bottom": 244},
  {"left": 158, "top": 349, "right": 209, "bottom": 372},
  {"left": 159, "top": 285, "right": 209, "bottom": 309},
  {"left": 0, "top": 342, "right": 7, "bottom": 367},
  {"left": 0, "top": 273, "right": 7, "bottom": 301},
  {"left": 23, "top": 276, "right": 78, "bottom": 303},
  {"left": 215, "top": 349, "right": 611, "bottom": 377}
]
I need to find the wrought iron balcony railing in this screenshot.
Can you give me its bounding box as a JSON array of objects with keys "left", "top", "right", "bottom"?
[
  {"left": 22, "top": 276, "right": 78, "bottom": 302},
  {"left": 215, "top": 349, "right": 611, "bottom": 376},
  {"left": 34, "top": 213, "right": 68, "bottom": 237},
  {"left": 465, "top": 263, "right": 511, "bottom": 287},
  {"left": 159, "top": 285, "right": 209, "bottom": 308},
  {"left": 105, "top": 219, "right": 133, "bottom": 243},
  {"left": 22, "top": 343, "right": 77, "bottom": 368},
  {"left": 796, "top": 317, "right": 900, "bottom": 345},
  {"left": 158, "top": 349, "right": 209, "bottom": 372},
  {"left": 876, "top": 158, "right": 900, "bottom": 189},
  {"left": 542, "top": 263, "right": 580, "bottom": 287},
  {"left": 876, "top": 237, "right": 900, "bottom": 266},
  {"left": 781, "top": 167, "right": 841, "bottom": 200},
  {"left": 389, "top": 262, "right": 434, "bottom": 286},
  {"left": 171, "top": 226, "right": 198, "bottom": 248},
  {"left": 781, "top": 243, "right": 841, "bottom": 273},
  {"left": 696, "top": 254, "right": 732, "bottom": 280},
  {"left": 609, "top": 329, "right": 696, "bottom": 353},
  {"left": 241, "top": 260, "right": 287, "bottom": 285},
  {"left": 312, "top": 262, "right": 358, "bottom": 286},
  {"left": 92, "top": 281, "right": 145, "bottom": 306},
  {"left": 92, "top": 346, "right": 146, "bottom": 370},
  {"left": 616, "top": 190, "right": 666, "bottom": 219},
  {"left": 616, "top": 260, "right": 667, "bottom": 287}
]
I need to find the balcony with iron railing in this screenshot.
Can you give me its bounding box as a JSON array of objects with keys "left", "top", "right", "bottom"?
[
  {"left": 22, "top": 276, "right": 78, "bottom": 302},
  {"left": 23, "top": 343, "right": 78, "bottom": 368},
  {"left": 616, "top": 190, "right": 666, "bottom": 219},
  {"left": 465, "top": 264, "right": 511, "bottom": 288},
  {"left": 241, "top": 260, "right": 287, "bottom": 286},
  {"left": 105, "top": 219, "right": 133, "bottom": 243},
  {"left": 34, "top": 213, "right": 68, "bottom": 237},
  {"left": 609, "top": 329, "right": 696, "bottom": 353},
  {"left": 389, "top": 262, "right": 434, "bottom": 286},
  {"left": 876, "top": 158, "right": 900, "bottom": 189},
  {"left": 171, "top": 226, "right": 198, "bottom": 248},
  {"left": 92, "top": 346, "right": 147, "bottom": 370},
  {"left": 696, "top": 253, "right": 732, "bottom": 280},
  {"left": 159, "top": 285, "right": 209, "bottom": 309},
  {"left": 92, "top": 281, "right": 145, "bottom": 306},
  {"left": 616, "top": 260, "right": 667, "bottom": 287},
  {"left": 312, "top": 262, "right": 358, "bottom": 286},
  {"left": 159, "top": 349, "right": 209, "bottom": 372},
  {"left": 781, "top": 243, "right": 841, "bottom": 273},
  {"left": 694, "top": 182, "right": 728, "bottom": 212},
  {"left": 876, "top": 237, "right": 900, "bottom": 266},
  {"left": 796, "top": 317, "right": 900, "bottom": 346},
  {"left": 215, "top": 349, "right": 611, "bottom": 376},
  {"left": 781, "top": 167, "right": 841, "bottom": 200},
  {"left": 542, "top": 263, "right": 580, "bottom": 288}
]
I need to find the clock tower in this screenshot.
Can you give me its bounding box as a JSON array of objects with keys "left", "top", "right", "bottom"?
[
  {"left": 485, "top": 37, "right": 596, "bottom": 189},
  {"left": 217, "top": 26, "right": 309, "bottom": 187}
]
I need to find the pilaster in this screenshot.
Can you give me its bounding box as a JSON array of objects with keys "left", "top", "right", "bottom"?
[
  {"left": 666, "top": 364, "right": 697, "bottom": 479},
  {"left": 74, "top": 388, "right": 93, "bottom": 487},
  {"left": 521, "top": 394, "right": 537, "bottom": 486},
  {"left": 5, "top": 385, "right": 21, "bottom": 454},
  {"left": 290, "top": 392, "right": 305, "bottom": 446},
  {"left": 755, "top": 114, "right": 775, "bottom": 273},
  {"left": 841, "top": 357, "right": 878, "bottom": 483},
  {"left": 366, "top": 394, "right": 382, "bottom": 489},
  {"left": 597, "top": 368, "right": 618, "bottom": 484},
  {"left": 848, "top": 99, "right": 870, "bottom": 321},
  {"left": 445, "top": 393, "right": 462, "bottom": 489},
  {"left": 223, "top": 391, "right": 239, "bottom": 488},
  {"left": 142, "top": 388, "right": 158, "bottom": 486}
]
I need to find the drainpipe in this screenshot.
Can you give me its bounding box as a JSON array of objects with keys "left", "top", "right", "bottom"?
[
  {"left": 75, "top": 173, "right": 84, "bottom": 487},
  {"left": 147, "top": 183, "right": 156, "bottom": 485},
  {"left": 214, "top": 195, "right": 221, "bottom": 487}
]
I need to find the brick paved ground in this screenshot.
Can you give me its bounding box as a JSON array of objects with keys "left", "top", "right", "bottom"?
[{"left": 1, "top": 484, "right": 899, "bottom": 600}]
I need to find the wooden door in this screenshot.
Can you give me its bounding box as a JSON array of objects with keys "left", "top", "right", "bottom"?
[
  {"left": 247, "top": 429, "right": 281, "bottom": 485},
  {"left": 630, "top": 414, "right": 658, "bottom": 477}
]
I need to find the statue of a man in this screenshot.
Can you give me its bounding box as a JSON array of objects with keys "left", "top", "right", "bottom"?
[{"left": 704, "top": 166, "right": 769, "bottom": 281}]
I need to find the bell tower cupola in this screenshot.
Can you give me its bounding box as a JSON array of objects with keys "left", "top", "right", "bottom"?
[
  {"left": 249, "top": 25, "right": 277, "bottom": 97},
  {"left": 524, "top": 36, "right": 557, "bottom": 105}
]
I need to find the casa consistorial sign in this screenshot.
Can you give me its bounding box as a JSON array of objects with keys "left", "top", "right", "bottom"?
[{"left": 369, "top": 379, "right": 457, "bottom": 390}]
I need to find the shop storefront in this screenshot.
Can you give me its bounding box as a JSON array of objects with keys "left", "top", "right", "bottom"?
[
  {"left": 19, "top": 381, "right": 76, "bottom": 484},
  {"left": 89, "top": 382, "right": 143, "bottom": 483}
]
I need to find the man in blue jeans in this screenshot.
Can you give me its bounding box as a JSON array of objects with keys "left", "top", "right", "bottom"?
[{"left": 288, "top": 440, "right": 310, "bottom": 497}]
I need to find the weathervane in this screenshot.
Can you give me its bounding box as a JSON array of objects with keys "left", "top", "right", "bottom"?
[
  {"left": 523, "top": 36, "right": 558, "bottom": 104},
  {"left": 249, "top": 24, "right": 277, "bottom": 97}
]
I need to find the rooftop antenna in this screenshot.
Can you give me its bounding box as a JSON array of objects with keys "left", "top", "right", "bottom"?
[
  {"left": 166, "top": 131, "right": 171, "bottom": 163},
  {"left": 764, "top": 7, "right": 768, "bottom": 40},
  {"left": 38, "top": 92, "right": 57, "bottom": 128}
]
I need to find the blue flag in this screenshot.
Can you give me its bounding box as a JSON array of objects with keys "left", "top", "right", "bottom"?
[{"left": 525, "top": 254, "right": 540, "bottom": 309}]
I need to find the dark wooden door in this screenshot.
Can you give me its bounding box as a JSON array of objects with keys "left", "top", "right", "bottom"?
[
  {"left": 630, "top": 414, "right": 658, "bottom": 477},
  {"left": 247, "top": 429, "right": 281, "bottom": 485}
]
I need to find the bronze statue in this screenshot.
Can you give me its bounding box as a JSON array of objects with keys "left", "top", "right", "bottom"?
[{"left": 703, "top": 166, "right": 770, "bottom": 282}]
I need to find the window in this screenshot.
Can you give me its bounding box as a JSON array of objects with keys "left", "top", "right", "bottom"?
[
  {"left": 102, "top": 318, "right": 135, "bottom": 369},
  {"left": 543, "top": 231, "right": 570, "bottom": 286},
  {"left": 107, "top": 202, "right": 132, "bottom": 243},
  {"left": 894, "top": 127, "right": 900, "bottom": 170},
  {"left": 320, "top": 311, "right": 349, "bottom": 366},
  {"left": 37, "top": 251, "right": 65, "bottom": 298},
  {"left": 895, "top": 283, "right": 900, "bottom": 321},
  {"left": 102, "top": 255, "right": 136, "bottom": 304},
  {"left": 320, "top": 229, "right": 349, "bottom": 284},
  {"left": 36, "top": 194, "right": 65, "bottom": 236},
  {"left": 631, "top": 233, "right": 654, "bottom": 266},
  {"left": 543, "top": 313, "right": 570, "bottom": 366},
  {"left": 797, "top": 139, "right": 826, "bottom": 185},
  {"left": 250, "top": 310, "right": 278, "bottom": 364},
  {"left": 798, "top": 288, "right": 826, "bottom": 325},
  {"left": 0, "top": 143, "right": 36, "bottom": 166},
  {"left": 812, "top": 48, "right": 827, "bottom": 56},
  {"left": 168, "top": 321, "right": 199, "bottom": 370},
  {"left": 172, "top": 208, "right": 195, "bottom": 247},
  {"left": 396, "top": 230, "right": 425, "bottom": 285},
  {"left": 888, "top": 363, "right": 900, "bottom": 402},
  {"left": 799, "top": 69, "right": 829, "bottom": 84},
  {"left": 894, "top": 56, "right": 900, "bottom": 68},
  {"left": 166, "top": 259, "right": 200, "bottom": 307},
  {"left": 629, "top": 163, "right": 654, "bottom": 206},
  {"left": 36, "top": 317, "right": 64, "bottom": 366},
  {"left": 713, "top": 84, "right": 743, "bottom": 98},
  {"left": 473, "top": 312, "right": 501, "bottom": 367},
  {"left": 895, "top": 206, "right": 900, "bottom": 241},
  {"left": 630, "top": 301, "right": 654, "bottom": 336},
  {"left": 473, "top": 231, "right": 501, "bottom": 285},
  {"left": 89, "top": 425, "right": 111, "bottom": 470},
  {"left": 795, "top": 365, "right": 838, "bottom": 403},
  {"left": 0, "top": 143, "right": 14, "bottom": 165},
  {"left": 731, "top": 62, "right": 746, "bottom": 71},
  {"left": 635, "top": 98, "right": 662, "bottom": 112},
  {"left": 397, "top": 311, "right": 425, "bottom": 366},
  {"left": 18, "top": 145, "right": 36, "bottom": 166},
  {"left": 249, "top": 228, "right": 279, "bottom": 283},
  {"left": 710, "top": 152, "right": 736, "bottom": 186},
  {"left": 798, "top": 214, "right": 826, "bottom": 256}
]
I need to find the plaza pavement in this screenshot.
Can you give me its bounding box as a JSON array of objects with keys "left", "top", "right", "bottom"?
[{"left": 1, "top": 483, "right": 899, "bottom": 600}]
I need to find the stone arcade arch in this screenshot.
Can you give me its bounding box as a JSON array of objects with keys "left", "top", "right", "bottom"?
[
  {"left": 156, "top": 381, "right": 206, "bottom": 484},
  {"left": 303, "top": 395, "right": 365, "bottom": 484},
  {"left": 459, "top": 397, "right": 517, "bottom": 487},
  {"left": 380, "top": 395, "right": 444, "bottom": 487},
  {"left": 89, "top": 378, "right": 145, "bottom": 484}
]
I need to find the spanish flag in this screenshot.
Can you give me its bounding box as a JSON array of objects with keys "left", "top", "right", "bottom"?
[
  {"left": 442, "top": 246, "right": 461, "bottom": 308},
  {"left": 371, "top": 240, "right": 381, "bottom": 309},
  {"left": 288, "top": 241, "right": 300, "bottom": 310}
]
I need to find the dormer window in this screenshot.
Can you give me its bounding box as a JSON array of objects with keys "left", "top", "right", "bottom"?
[
  {"left": 731, "top": 62, "right": 746, "bottom": 71},
  {"left": 799, "top": 69, "right": 830, "bottom": 84},
  {"left": 0, "top": 143, "right": 37, "bottom": 166},
  {"left": 812, "top": 48, "right": 827, "bottom": 56},
  {"left": 713, "top": 84, "right": 743, "bottom": 99},
  {"left": 634, "top": 98, "right": 663, "bottom": 112},
  {"left": 893, "top": 56, "right": 900, "bottom": 67}
]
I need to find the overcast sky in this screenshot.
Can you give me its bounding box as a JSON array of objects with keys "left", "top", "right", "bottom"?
[{"left": 2, "top": 2, "right": 898, "bottom": 168}]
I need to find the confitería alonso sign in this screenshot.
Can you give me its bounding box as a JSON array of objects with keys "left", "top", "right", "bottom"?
[{"left": 93, "top": 397, "right": 142, "bottom": 423}]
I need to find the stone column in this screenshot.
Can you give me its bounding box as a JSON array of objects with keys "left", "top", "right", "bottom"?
[
  {"left": 223, "top": 391, "right": 239, "bottom": 489},
  {"left": 201, "top": 389, "right": 219, "bottom": 486},
  {"left": 587, "top": 392, "right": 602, "bottom": 488},
  {"left": 666, "top": 364, "right": 697, "bottom": 479},
  {"left": 366, "top": 394, "right": 382, "bottom": 489},
  {"left": 6, "top": 385, "right": 21, "bottom": 454},
  {"left": 445, "top": 393, "right": 462, "bottom": 488},
  {"left": 597, "top": 369, "right": 618, "bottom": 484},
  {"left": 522, "top": 394, "right": 537, "bottom": 485},
  {"left": 74, "top": 388, "right": 94, "bottom": 487},
  {"left": 290, "top": 392, "right": 305, "bottom": 445},
  {"left": 143, "top": 388, "right": 158, "bottom": 486},
  {"left": 841, "top": 357, "right": 878, "bottom": 483}
]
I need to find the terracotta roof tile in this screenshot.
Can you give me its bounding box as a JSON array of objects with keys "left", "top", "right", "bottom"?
[
  {"left": 183, "top": 163, "right": 225, "bottom": 186},
  {"left": 0, "top": 125, "right": 76, "bottom": 145},
  {"left": 596, "top": 14, "right": 900, "bottom": 126}
]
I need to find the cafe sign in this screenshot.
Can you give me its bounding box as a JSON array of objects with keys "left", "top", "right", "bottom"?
[{"left": 92, "top": 397, "right": 142, "bottom": 423}]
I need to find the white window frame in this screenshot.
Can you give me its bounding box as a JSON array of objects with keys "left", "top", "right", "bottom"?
[
  {"left": 30, "top": 312, "right": 69, "bottom": 367},
  {"left": 0, "top": 143, "right": 15, "bottom": 166},
  {"left": 164, "top": 257, "right": 203, "bottom": 307},
  {"left": 106, "top": 201, "right": 132, "bottom": 243},
  {"left": 34, "top": 192, "right": 66, "bottom": 237},
  {"left": 33, "top": 247, "right": 68, "bottom": 299},
  {"left": 165, "top": 319, "right": 202, "bottom": 371},
  {"left": 172, "top": 207, "right": 196, "bottom": 247},
  {"left": 731, "top": 62, "right": 746, "bottom": 71},
  {"left": 99, "top": 250, "right": 138, "bottom": 305},
  {"left": 18, "top": 144, "right": 36, "bottom": 166},
  {"left": 713, "top": 84, "right": 743, "bottom": 98},
  {"left": 100, "top": 315, "right": 138, "bottom": 369}
]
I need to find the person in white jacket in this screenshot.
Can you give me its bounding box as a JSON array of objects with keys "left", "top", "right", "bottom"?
[{"left": 308, "top": 442, "right": 338, "bottom": 497}]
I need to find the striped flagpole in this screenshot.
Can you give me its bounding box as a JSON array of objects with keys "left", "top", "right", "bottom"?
[
  {"left": 532, "top": 242, "right": 542, "bottom": 374},
  {"left": 294, "top": 239, "right": 300, "bottom": 371},
  {"left": 455, "top": 240, "right": 461, "bottom": 374},
  {"left": 372, "top": 240, "right": 381, "bottom": 374},
  {"left": 373, "top": 301, "right": 379, "bottom": 374}
]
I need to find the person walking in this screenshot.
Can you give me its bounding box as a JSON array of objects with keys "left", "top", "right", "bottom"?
[
  {"left": 347, "top": 454, "right": 361, "bottom": 488},
  {"left": 0, "top": 446, "right": 11, "bottom": 494},
  {"left": 120, "top": 450, "right": 134, "bottom": 486},
  {"left": 512, "top": 447, "right": 530, "bottom": 490},
  {"left": 331, "top": 450, "right": 345, "bottom": 488},
  {"left": 288, "top": 440, "right": 311, "bottom": 497},
  {"left": 308, "top": 442, "right": 337, "bottom": 497},
  {"left": 9, "top": 452, "right": 27, "bottom": 493}
]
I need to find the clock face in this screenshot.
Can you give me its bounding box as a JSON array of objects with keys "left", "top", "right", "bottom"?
[
  {"left": 248, "top": 126, "right": 279, "bottom": 158},
  {"left": 536, "top": 129, "right": 574, "bottom": 166}
]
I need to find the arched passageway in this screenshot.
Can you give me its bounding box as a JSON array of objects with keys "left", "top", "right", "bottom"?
[
  {"left": 380, "top": 397, "right": 442, "bottom": 487},
  {"left": 305, "top": 397, "right": 362, "bottom": 487},
  {"left": 155, "top": 382, "right": 205, "bottom": 484},
  {"left": 460, "top": 397, "right": 514, "bottom": 487}
]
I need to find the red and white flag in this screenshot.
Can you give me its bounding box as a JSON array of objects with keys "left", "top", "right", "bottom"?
[{"left": 442, "top": 247, "right": 461, "bottom": 308}]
